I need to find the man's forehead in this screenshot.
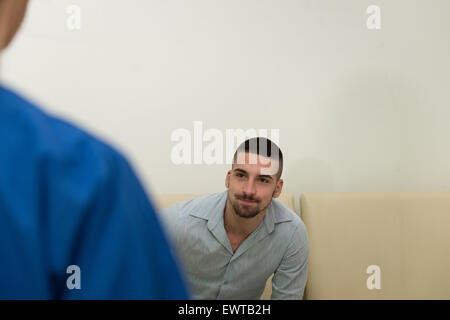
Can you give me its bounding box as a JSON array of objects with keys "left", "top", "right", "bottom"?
[
  {"left": 233, "top": 152, "right": 279, "bottom": 176},
  {"left": 235, "top": 152, "right": 270, "bottom": 165}
]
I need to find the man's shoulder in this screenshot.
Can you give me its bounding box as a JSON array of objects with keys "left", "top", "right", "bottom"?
[
  {"left": 165, "top": 192, "right": 227, "bottom": 219},
  {"left": 271, "top": 198, "right": 300, "bottom": 224},
  {"left": 159, "top": 192, "right": 226, "bottom": 237},
  {"left": 271, "top": 198, "right": 308, "bottom": 241}
]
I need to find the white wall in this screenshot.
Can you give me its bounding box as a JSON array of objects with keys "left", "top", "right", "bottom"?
[{"left": 2, "top": 0, "right": 450, "bottom": 198}]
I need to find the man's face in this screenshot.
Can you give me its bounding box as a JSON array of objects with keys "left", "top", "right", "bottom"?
[
  {"left": 0, "top": 0, "right": 28, "bottom": 52},
  {"left": 225, "top": 152, "right": 283, "bottom": 219}
]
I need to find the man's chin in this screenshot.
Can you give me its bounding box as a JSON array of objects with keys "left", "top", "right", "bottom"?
[
  {"left": 233, "top": 204, "right": 261, "bottom": 219},
  {"left": 236, "top": 212, "right": 260, "bottom": 219}
]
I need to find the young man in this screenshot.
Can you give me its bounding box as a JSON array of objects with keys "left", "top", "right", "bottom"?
[
  {"left": 162, "top": 137, "right": 309, "bottom": 299},
  {"left": 0, "top": 0, "right": 188, "bottom": 299}
]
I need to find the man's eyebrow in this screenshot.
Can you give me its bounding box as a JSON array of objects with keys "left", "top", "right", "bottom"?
[
  {"left": 233, "top": 168, "right": 273, "bottom": 180},
  {"left": 258, "top": 175, "right": 273, "bottom": 180}
]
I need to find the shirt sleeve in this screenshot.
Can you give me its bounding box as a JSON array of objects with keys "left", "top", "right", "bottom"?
[{"left": 270, "top": 223, "right": 309, "bottom": 300}]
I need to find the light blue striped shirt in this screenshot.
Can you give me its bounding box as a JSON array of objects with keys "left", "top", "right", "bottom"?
[{"left": 160, "top": 191, "right": 309, "bottom": 300}]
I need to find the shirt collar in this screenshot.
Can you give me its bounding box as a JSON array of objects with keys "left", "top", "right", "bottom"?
[{"left": 189, "top": 190, "right": 292, "bottom": 234}]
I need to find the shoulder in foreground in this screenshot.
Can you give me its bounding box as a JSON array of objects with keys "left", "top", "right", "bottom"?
[
  {"left": 1, "top": 86, "right": 128, "bottom": 167},
  {"left": 0, "top": 86, "right": 135, "bottom": 194}
]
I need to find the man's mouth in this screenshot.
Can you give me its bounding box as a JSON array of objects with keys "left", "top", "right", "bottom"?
[{"left": 236, "top": 196, "right": 258, "bottom": 204}]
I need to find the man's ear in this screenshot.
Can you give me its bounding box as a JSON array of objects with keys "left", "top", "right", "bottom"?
[
  {"left": 225, "top": 170, "right": 232, "bottom": 189},
  {"left": 272, "top": 178, "right": 283, "bottom": 198}
]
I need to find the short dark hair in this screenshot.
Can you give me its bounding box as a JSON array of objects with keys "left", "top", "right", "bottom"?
[{"left": 232, "top": 137, "right": 283, "bottom": 180}]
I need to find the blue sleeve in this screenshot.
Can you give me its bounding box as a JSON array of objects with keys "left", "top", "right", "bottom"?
[{"left": 43, "top": 129, "right": 190, "bottom": 299}]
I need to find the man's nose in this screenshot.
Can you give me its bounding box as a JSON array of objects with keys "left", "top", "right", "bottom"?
[{"left": 243, "top": 178, "right": 257, "bottom": 196}]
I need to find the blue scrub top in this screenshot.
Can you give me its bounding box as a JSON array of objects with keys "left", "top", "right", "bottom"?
[{"left": 0, "top": 86, "right": 189, "bottom": 299}]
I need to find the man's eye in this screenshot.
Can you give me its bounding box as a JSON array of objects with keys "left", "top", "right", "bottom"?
[
  {"left": 260, "top": 178, "right": 269, "bottom": 183},
  {"left": 236, "top": 173, "right": 245, "bottom": 178}
]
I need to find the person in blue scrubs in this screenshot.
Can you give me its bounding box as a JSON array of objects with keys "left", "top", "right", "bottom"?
[{"left": 0, "top": 0, "right": 189, "bottom": 299}]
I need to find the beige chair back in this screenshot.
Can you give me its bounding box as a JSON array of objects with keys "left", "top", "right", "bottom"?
[{"left": 301, "top": 191, "right": 450, "bottom": 299}]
